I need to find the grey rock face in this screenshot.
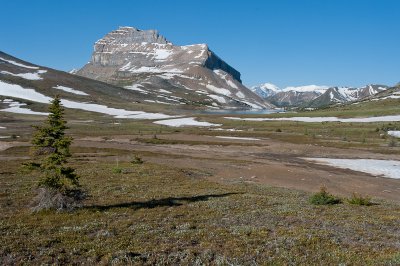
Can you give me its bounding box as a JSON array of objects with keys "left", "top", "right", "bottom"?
[
  {"left": 92, "top": 27, "right": 170, "bottom": 67},
  {"left": 77, "top": 26, "right": 271, "bottom": 109}
]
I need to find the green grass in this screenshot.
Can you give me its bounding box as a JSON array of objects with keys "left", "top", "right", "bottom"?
[
  {"left": 202, "top": 115, "right": 400, "bottom": 153},
  {"left": 1, "top": 148, "right": 400, "bottom": 264}
]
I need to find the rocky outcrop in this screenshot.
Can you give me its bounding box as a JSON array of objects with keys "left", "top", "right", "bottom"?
[{"left": 77, "top": 26, "right": 271, "bottom": 109}]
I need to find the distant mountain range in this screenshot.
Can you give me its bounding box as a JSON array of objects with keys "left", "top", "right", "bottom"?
[{"left": 250, "top": 83, "right": 389, "bottom": 108}]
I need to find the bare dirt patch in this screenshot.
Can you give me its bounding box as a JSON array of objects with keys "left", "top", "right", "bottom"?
[{"left": 72, "top": 134, "right": 400, "bottom": 202}]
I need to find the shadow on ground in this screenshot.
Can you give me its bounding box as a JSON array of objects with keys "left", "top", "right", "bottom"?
[{"left": 85, "top": 192, "right": 239, "bottom": 211}]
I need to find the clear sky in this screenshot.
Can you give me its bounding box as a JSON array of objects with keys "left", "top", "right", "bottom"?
[{"left": 1, "top": 0, "right": 399, "bottom": 88}]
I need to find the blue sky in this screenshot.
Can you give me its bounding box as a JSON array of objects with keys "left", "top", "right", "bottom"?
[{"left": 1, "top": 0, "right": 399, "bottom": 87}]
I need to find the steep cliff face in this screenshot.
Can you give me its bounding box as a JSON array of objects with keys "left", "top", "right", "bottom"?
[
  {"left": 204, "top": 51, "right": 241, "bottom": 82},
  {"left": 77, "top": 26, "right": 271, "bottom": 109}
]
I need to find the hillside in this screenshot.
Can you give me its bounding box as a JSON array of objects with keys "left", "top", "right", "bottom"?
[{"left": 0, "top": 51, "right": 176, "bottom": 119}]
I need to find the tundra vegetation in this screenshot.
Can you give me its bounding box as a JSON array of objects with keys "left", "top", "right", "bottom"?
[{"left": 0, "top": 98, "right": 399, "bottom": 264}]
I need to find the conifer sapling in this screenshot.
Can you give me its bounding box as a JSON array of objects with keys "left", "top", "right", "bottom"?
[{"left": 29, "top": 96, "right": 83, "bottom": 211}]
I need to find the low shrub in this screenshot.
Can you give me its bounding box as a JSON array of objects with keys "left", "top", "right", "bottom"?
[
  {"left": 347, "top": 193, "right": 373, "bottom": 206},
  {"left": 309, "top": 186, "right": 341, "bottom": 205},
  {"left": 131, "top": 154, "right": 144, "bottom": 165},
  {"left": 112, "top": 167, "right": 123, "bottom": 174}
]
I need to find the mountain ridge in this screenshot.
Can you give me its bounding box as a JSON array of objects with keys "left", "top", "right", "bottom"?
[{"left": 251, "top": 82, "right": 389, "bottom": 108}]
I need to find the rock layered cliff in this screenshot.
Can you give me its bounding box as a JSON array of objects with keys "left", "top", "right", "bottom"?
[{"left": 77, "top": 27, "right": 271, "bottom": 109}]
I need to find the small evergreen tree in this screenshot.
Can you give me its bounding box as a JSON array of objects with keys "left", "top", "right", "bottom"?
[{"left": 29, "top": 96, "right": 82, "bottom": 211}]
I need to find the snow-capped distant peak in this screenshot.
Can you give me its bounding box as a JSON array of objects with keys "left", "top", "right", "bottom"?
[
  {"left": 249, "top": 83, "right": 281, "bottom": 98},
  {"left": 282, "top": 85, "right": 329, "bottom": 93},
  {"left": 252, "top": 83, "right": 280, "bottom": 92}
]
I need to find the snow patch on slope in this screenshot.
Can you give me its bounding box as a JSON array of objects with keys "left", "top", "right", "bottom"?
[
  {"left": 206, "top": 84, "right": 231, "bottom": 96},
  {"left": 0, "top": 56, "right": 39, "bottom": 69},
  {"left": 213, "top": 70, "right": 238, "bottom": 89},
  {"left": 209, "top": 94, "right": 226, "bottom": 103},
  {"left": 0, "top": 81, "right": 172, "bottom": 119},
  {"left": 154, "top": 49, "right": 173, "bottom": 61},
  {"left": 0, "top": 99, "right": 48, "bottom": 116},
  {"left": 124, "top": 84, "right": 148, "bottom": 93},
  {"left": 53, "top": 85, "right": 88, "bottom": 96},
  {"left": 0, "top": 70, "right": 46, "bottom": 80}
]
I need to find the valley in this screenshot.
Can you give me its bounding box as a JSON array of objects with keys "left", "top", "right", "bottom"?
[
  {"left": 1, "top": 22, "right": 400, "bottom": 264},
  {"left": 1, "top": 107, "right": 400, "bottom": 263}
]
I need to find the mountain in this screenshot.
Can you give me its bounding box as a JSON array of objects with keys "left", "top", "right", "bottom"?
[
  {"left": 0, "top": 51, "right": 175, "bottom": 119},
  {"left": 251, "top": 84, "right": 329, "bottom": 107},
  {"left": 326, "top": 84, "right": 400, "bottom": 115},
  {"left": 308, "top": 85, "right": 388, "bottom": 108},
  {"left": 356, "top": 84, "right": 400, "bottom": 103},
  {"left": 76, "top": 26, "right": 271, "bottom": 109},
  {"left": 250, "top": 83, "right": 280, "bottom": 98},
  {"left": 251, "top": 82, "right": 388, "bottom": 108}
]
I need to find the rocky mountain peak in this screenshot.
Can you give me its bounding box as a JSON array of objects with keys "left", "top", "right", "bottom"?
[
  {"left": 95, "top": 26, "right": 170, "bottom": 47},
  {"left": 77, "top": 26, "right": 271, "bottom": 109}
]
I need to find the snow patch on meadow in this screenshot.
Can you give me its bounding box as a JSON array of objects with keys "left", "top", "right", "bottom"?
[
  {"left": 215, "top": 136, "right": 260, "bottom": 141},
  {"left": 154, "top": 117, "right": 221, "bottom": 127},
  {"left": 304, "top": 158, "right": 400, "bottom": 179},
  {"left": 388, "top": 131, "right": 400, "bottom": 138},
  {"left": 225, "top": 115, "right": 400, "bottom": 123}
]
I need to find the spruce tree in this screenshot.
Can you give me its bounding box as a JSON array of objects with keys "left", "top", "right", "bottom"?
[{"left": 29, "top": 96, "right": 81, "bottom": 211}]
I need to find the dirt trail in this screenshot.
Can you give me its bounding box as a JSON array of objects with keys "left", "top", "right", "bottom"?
[
  {"left": 74, "top": 135, "right": 400, "bottom": 202},
  {"left": 0, "top": 141, "right": 29, "bottom": 152}
]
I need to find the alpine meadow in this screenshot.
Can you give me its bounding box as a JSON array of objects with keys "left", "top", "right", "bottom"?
[{"left": 0, "top": 0, "right": 399, "bottom": 264}]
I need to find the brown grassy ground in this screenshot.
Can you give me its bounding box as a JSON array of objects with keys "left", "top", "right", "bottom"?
[
  {"left": 1, "top": 106, "right": 400, "bottom": 264},
  {"left": 1, "top": 147, "right": 400, "bottom": 265}
]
